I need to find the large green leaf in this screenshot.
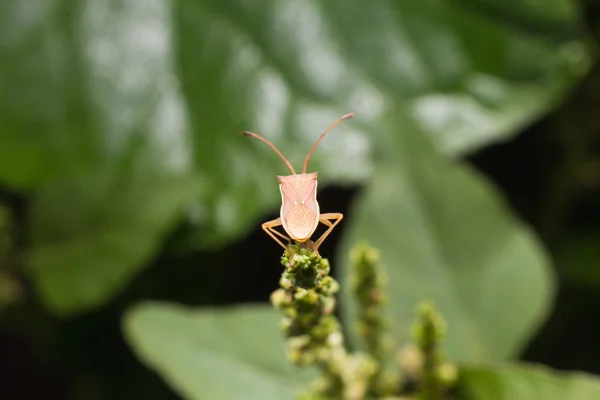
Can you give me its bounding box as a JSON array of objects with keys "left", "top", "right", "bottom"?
[
  {"left": 0, "top": 0, "right": 201, "bottom": 314},
  {"left": 0, "top": 0, "right": 587, "bottom": 312},
  {"left": 29, "top": 171, "right": 202, "bottom": 315},
  {"left": 458, "top": 363, "right": 600, "bottom": 399},
  {"left": 123, "top": 302, "right": 317, "bottom": 400},
  {"left": 177, "top": 0, "right": 588, "bottom": 245},
  {"left": 0, "top": 0, "right": 196, "bottom": 188},
  {"left": 339, "top": 117, "right": 554, "bottom": 363},
  {"left": 4, "top": 0, "right": 582, "bottom": 229}
]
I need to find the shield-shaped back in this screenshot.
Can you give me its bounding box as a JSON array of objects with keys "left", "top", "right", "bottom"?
[{"left": 277, "top": 172, "right": 320, "bottom": 241}]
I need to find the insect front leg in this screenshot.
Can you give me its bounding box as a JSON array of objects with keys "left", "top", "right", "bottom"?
[
  {"left": 262, "top": 218, "right": 295, "bottom": 263},
  {"left": 313, "top": 213, "right": 344, "bottom": 255}
]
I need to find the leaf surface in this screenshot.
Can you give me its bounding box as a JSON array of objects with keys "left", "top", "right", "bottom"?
[{"left": 124, "top": 302, "right": 316, "bottom": 400}]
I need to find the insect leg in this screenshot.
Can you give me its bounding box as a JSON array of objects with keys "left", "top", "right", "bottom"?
[
  {"left": 313, "top": 213, "right": 344, "bottom": 255},
  {"left": 262, "top": 218, "right": 294, "bottom": 260}
]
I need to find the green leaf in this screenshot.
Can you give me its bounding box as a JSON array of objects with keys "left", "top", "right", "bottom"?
[
  {"left": 0, "top": 0, "right": 196, "bottom": 189},
  {"left": 0, "top": 0, "right": 588, "bottom": 308},
  {"left": 0, "top": 1, "right": 202, "bottom": 314},
  {"left": 29, "top": 171, "right": 202, "bottom": 315},
  {"left": 123, "top": 302, "right": 317, "bottom": 400},
  {"left": 339, "top": 118, "right": 554, "bottom": 363},
  {"left": 1, "top": 0, "right": 589, "bottom": 246},
  {"left": 458, "top": 363, "right": 600, "bottom": 399},
  {"left": 176, "top": 0, "right": 588, "bottom": 245}
]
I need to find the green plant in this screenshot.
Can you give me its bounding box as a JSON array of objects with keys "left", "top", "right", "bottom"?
[
  {"left": 270, "top": 242, "right": 455, "bottom": 399},
  {"left": 0, "top": 0, "right": 589, "bottom": 316},
  {"left": 124, "top": 237, "right": 600, "bottom": 399},
  {"left": 2, "top": 0, "right": 600, "bottom": 398}
]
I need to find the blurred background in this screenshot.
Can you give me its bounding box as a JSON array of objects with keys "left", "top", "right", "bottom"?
[{"left": 1, "top": 0, "right": 599, "bottom": 399}]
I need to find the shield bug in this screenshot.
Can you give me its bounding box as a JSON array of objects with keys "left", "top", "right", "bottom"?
[{"left": 241, "top": 113, "right": 354, "bottom": 256}]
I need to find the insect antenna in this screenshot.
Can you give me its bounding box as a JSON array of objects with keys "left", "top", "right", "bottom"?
[
  {"left": 302, "top": 113, "right": 354, "bottom": 174},
  {"left": 241, "top": 131, "right": 296, "bottom": 175}
]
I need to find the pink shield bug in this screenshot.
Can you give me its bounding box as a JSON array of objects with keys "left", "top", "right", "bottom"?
[{"left": 241, "top": 113, "right": 354, "bottom": 256}]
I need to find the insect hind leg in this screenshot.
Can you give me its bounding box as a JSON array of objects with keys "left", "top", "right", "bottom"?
[
  {"left": 313, "top": 213, "right": 344, "bottom": 255},
  {"left": 262, "top": 218, "right": 294, "bottom": 261}
]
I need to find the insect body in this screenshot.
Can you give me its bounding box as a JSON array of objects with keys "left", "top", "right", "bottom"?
[{"left": 241, "top": 113, "right": 354, "bottom": 255}]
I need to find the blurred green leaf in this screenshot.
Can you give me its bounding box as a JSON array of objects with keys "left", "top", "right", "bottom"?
[
  {"left": 339, "top": 119, "right": 554, "bottom": 363},
  {"left": 178, "top": 0, "right": 588, "bottom": 245},
  {"left": 123, "top": 302, "right": 317, "bottom": 400},
  {"left": 29, "top": 171, "right": 202, "bottom": 315},
  {"left": 0, "top": 1, "right": 202, "bottom": 314},
  {"left": 1, "top": 0, "right": 588, "bottom": 248},
  {"left": 458, "top": 363, "right": 600, "bottom": 399},
  {"left": 0, "top": 0, "right": 196, "bottom": 188}
]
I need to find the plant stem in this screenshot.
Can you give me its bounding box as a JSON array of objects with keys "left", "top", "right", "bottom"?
[{"left": 271, "top": 242, "right": 377, "bottom": 400}]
